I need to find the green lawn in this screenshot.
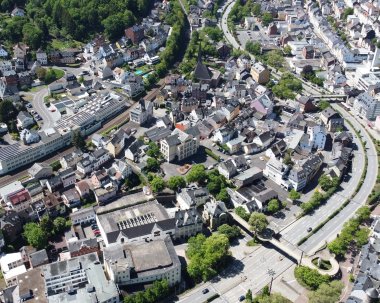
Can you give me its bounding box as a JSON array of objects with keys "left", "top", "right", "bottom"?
[
  {"left": 50, "top": 39, "right": 83, "bottom": 50},
  {"left": 52, "top": 68, "right": 65, "bottom": 79}
]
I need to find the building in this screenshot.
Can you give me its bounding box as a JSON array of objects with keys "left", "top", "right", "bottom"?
[
  {"left": 70, "top": 207, "right": 96, "bottom": 225},
  {"left": 250, "top": 62, "right": 270, "bottom": 84},
  {"left": 160, "top": 128, "right": 199, "bottom": 162},
  {"left": 27, "top": 162, "right": 53, "bottom": 179},
  {"left": 17, "top": 111, "right": 34, "bottom": 129},
  {"left": 42, "top": 253, "right": 120, "bottom": 303},
  {"left": 0, "top": 211, "right": 23, "bottom": 242},
  {"left": 106, "top": 128, "right": 128, "bottom": 157},
  {"left": 103, "top": 237, "right": 181, "bottom": 286},
  {"left": 130, "top": 99, "right": 153, "bottom": 125},
  {"left": 353, "top": 92, "right": 380, "bottom": 120},
  {"left": 36, "top": 49, "right": 48, "bottom": 65},
  {"left": 29, "top": 249, "right": 49, "bottom": 268},
  {"left": 68, "top": 238, "right": 99, "bottom": 258},
  {"left": 320, "top": 107, "right": 344, "bottom": 132},
  {"left": 307, "top": 124, "right": 327, "bottom": 150},
  {"left": 125, "top": 25, "right": 145, "bottom": 44},
  {"left": 174, "top": 207, "right": 203, "bottom": 238},
  {"left": 177, "top": 187, "right": 209, "bottom": 209},
  {"left": 96, "top": 200, "right": 176, "bottom": 246},
  {"left": 263, "top": 158, "right": 290, "bottom": 187},
  {"left": 202, "top": 201, "right": 229, "bottom": 230},
  {"left": 0, "top": 252, "right": 27, "bottom": 286},
  {"left": 218, "top": 159, "right": 238, "bottom": 179}
]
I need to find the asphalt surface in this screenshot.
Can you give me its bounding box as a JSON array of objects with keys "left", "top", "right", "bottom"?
[
  {"left": 33, "top": 87, "right": 57, "bottom": 129},
  {"left": 298, "top": 105, "right": 378, "bottom": 254}
]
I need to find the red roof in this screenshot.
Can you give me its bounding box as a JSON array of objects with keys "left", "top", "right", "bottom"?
[{"left": 9, "top": 189, "right": 31, "bottom": 206}]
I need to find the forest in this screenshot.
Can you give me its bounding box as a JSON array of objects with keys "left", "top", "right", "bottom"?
[{"left": 0, "top": 0, "right": 152, "bottom": 49}]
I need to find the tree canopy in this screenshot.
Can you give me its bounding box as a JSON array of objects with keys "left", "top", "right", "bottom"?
[
  {"left": 308, "top": 281, "right": 343, "bottom": 303},
  {"left": 186, "top": 164, "right": 207, "bottom": 184},
  {"left": 150, "top": 176, "right": 166, "bottom": 193},
  {"left": 217, "top": 224, "right": 241, "bottom": 241},
  {"left": 248, "top": 212, "right": 268, "bottom": 236},
  {"left": 288, "top": 189, "right": 301, "bottom": 201},
  {"left": 294, "top": 266, "right": 330, "bottom": 290},
  {"left": 23, "top": 222, "right": 48, "bottom": 249}
]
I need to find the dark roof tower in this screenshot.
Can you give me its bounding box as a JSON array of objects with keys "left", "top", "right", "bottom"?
[{"left": 194, "top": 43, "right": 212, "bottom": 81}]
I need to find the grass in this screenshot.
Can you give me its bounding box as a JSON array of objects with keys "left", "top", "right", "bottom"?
[
  {"left": 312, "top": 258, "right": 332, "bottom": 270},
  {"left": 50, "top": 39, "right": 83, "bottom": 50},
  {"left": 51, "top": 68, "right": 65, "bottom": 80},
  {"left": 246, "top": 239, "right": 260, "bottom": 247},
  {"left": 25, "top": 85, "right": 47, "bottom": 93}
]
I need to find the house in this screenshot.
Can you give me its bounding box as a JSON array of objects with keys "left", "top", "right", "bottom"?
[
  {"left": 263, "top": 158, "right": 290, "bottom": 187},
  {"left": 11, "top": 7, "right": 25, "bottom": 17},
  {"left": 174, "top": 207, "right": 203, "bottom": 239},
  {"left": 36, "top": 49, "right": 48, "bottom": 65},
  {"left": 62, "top": 188, "right": 81, "bottom": 208},
  {"left": 17, "top": 111, "right": 34, "bottom": 129},
  {"left": 13, "top": 43, "right": 28, "bottom": 61},
  {"left": 266, "top": 139, "right": 287, "bottom": 159},
  {"left": 250, "top": 94, "right": 273, "bottom": 117},
  {"left": 307, "top": 124, "right": 327, "bottom": 150},
  {"left": 202, "top": 201, "right": 229, "bottom": 230},
  {"left": 94, "top": 183, "right": 117, "bottom": 205},
  {"left": 160, "top": 128, "right": 199, "bottom": 162},
  {"left": 27, "top": 162, "right": 53, "bottom": 179},
  {"left": 353, "top": 92, "right": 380, "bottom": 120},
  {"left": 177, "top": 186, "right": 209, "bottom": 209},
  {"left": 75, "top": 180, "right": 91, "bottom": 198},
  {"left": 0, "top": 211, "right": 23, "bottom": 242},
  {"left": 125, "top": 25, "right": 145, "bottom": 44},
  {"left": 125, "top": 140, "right": 144, "bottom": 162},
  {"left": 0, "top": 45, "right": 8, "bottom": 58},
  {"left": 77, "top": 156, "right": 95, "bottom": 175},
  {"left": 108, "top": 159, "right": 132, "bottom": 182},
  {"left": 216, "top": 42, "right": 231, "bottom": 59},
  {"left": 297, "top": 96, "right": 317, "bottom": 113},
  {"left": 59, "top": 168, "right": 76, "bottom": 188},
  {"left": 60, "top": 149, "right": 84, "bottom": 169},
  {"left": 103, "top": 237, "right": 180, "bottom": 286},
  {"left": 214, "top": 126, "right": 236, "bottom": 144},
  {"left": 91, "top": 169, "right": 112, "bottom": 189},
  {"left": 218, "top": 159, "right": 238, "bottom": 179},
  {"left": 68, "top": 238, "right": 99, "bottom": 258},
  {"left": 302, "top": 45, "right": 315, "bottom": 59},
  {"left": 320, "top": 107, "right": 344, "bottom": 132},
  {"left": 233, "top": 166, "right": 263, "bottom": 188},
  {"left": 288, "top": 154, "right": 323, "bottom": 191},
  {"left": 0, "top": 252, "right": 26, "bottom": 286},
  {"left": 130, "top": 99, "right": 153, "bottom": 125},
  {"left": 29, "top": 249, "right": 49, "bottom": 268},
  {"left": 123, "top": 74, "right": 145, "bottom": 97},
  {"left": 70, "top": 207, "right": 96, "bottom": 225},
  {"left": 106, "top": 128, "right": 128, "bottom": 157},
  {"left": 250, "top": 62, "right": 270, "bottom": 84},
  {"left": 92, "top": 147, "right": 112, "bottom": 169}
]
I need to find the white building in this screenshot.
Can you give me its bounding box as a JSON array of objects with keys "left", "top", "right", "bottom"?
[
  {"left": 160, "top": 128, "right": 199, "bottom": 162},
  {"left": 307, "top": 124, "right": 326, "bottom": 150},
  {"left": 0, "top": 253, "right": 27, "bottom": 286},
  {"left": 353, "top": 92, "right": 380, "bottom": 120},
  {"left": 130, "top": 99, "right": 153, "bottom": 125},
  {"left": 263, "top": 158, "right": 289, "bottom": 187},
  {"left": 103, "top": 237, "right": 181, "bottom": 287}
]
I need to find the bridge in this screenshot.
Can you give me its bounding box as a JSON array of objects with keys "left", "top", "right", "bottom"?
[
  {"left": 230, "top": 212, "right": 340, "bottom": 276},
  {"left": 309, "top": 94, "right": 347, "bottom": 100}
]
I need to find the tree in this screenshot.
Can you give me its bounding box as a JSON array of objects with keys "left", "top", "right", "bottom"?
[
  {"left": 0, "top": 100, "right": 17, "bottom": 123},
  {"left": 40, "top": 215, "right": 54, "bottom": 237},
  {"left": 23, "top": 222, "right": 48, "bottom": 249},
  {"left": 246, "top": 41, "right": 261, "bottom": 56},
  {"left": 246, "top": 289, "right": 253, "bottom": 303},
  {"left": 318, "top": 100, "right": 330, "bottom": 110},
  {"left": 283, "top": 45, "right": 292, "bottom": 55},
  {"left": 167, "top": 176, "right": 186, "bottom": 190},
  {"left": 235, "top": 206, "right": 250, "bottom": 221},
  {"left": 267, "top": 199, "right": 280, "bottom": 214},
  {"left": 216, "top": 188, "right": 229, "bottom": 203},
  {"left": 355, "top": 227, "right": 370, "bottom": 246},
  {"left": 186, "top": 164, "right": 207, "bottom": 184},
  {"left": 22, "top": 23, "right": 43, "bottom": 49},
  {"left": 356, "top": 206, "right": 371, "bottom": 222},
  {"left": 262, "top": 12, "right": 273, "bottom": 27},
  {"left": 289, "top": 189, "right": 301, "bottom": 201},
  {"left": 146, "top": 157, "right": 160, "bottom": 172},
  {"left": 36, "top": 67, "right": 47, "bottom": 80},
  {"left": 342, "top": 7, "right": 354, "bottom": 20},
  {"left": 44, "top": 68, "right": 58, "bottom": 84},
  {"left": 186, "top": 233, "right": 230, "bottom": 282},
  {"left": 294, "top": 266, "right": 330, "bottom": 290},
  {"left": 252, "top": 3, "right": 261, "bottom": 16},
  {"left": 265, "top": 50, "right": 285, "bottom": 69},
  {"left": 318, "top": 175, "right": 339, "bottom": 191},
  {"left": 146, "top": 142, "right": 160, "bottom": 158},
  {"left": 72, "top": 130, "right": 86, "bottom": 150},
  {"left": 150, "top": 176, "right": 166, "bottom": 193},
  {"left": 102, "top": 12, "right": 135, "bottom": 41},
  {"left": 308, "top": 281, "right": 343, "bottom": 303},
  {"left": 248, "top": 212, "right": 268, "bottom": 237},
  {"left": 217, "top": 224, "right": 241, "bottom": 241},
  {"left": 53, "top": 217, "right": 67, "bottom": 234}
]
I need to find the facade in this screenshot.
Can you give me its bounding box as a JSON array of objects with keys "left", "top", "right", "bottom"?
[
  {"left": 125, "top": 25, "right": 145, "bottom": 44},
  {"left": 160, "top": 128, "right": 199, "bottom": 162},
  {"left": 103, "top": 237, "right": 181, "bottom": 286},
  {"left": 263, "top": 158, "right": 290, "bottom": 187},
  {"left": 353, "top": 92, "right": 380, "bottom": 120},
  {"left": 320, "top": 107, "right": 344, "bottom": 132},
  {"left": 0, "top": 253, "right": 27, "bottom": 286},
  {"left": 307, "top": 124, "right": 327, "bottom": 150},
  {"left": 174, "top": 207, "right": 203, "bottom": 239},
  {"left": 250, "top": 62, "right": 270, "bottom": 84},
  {"left": 130, "top": 99, "right": 153, "bottom": 125},
  {"left": 202, "top": 201, "right": 229, "bottom": 230},
  {"left": 177, "top": 187, "right": 209, "bottom": 209}
]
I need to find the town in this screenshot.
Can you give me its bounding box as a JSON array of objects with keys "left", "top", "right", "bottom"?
[{"left": 0, "top": 0, "right": 379, "bottom": 302}]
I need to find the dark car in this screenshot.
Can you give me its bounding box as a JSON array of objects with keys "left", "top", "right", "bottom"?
[
  {"left": 202, "top": 289, "right": 209, "bottom": 294},
  {"left": 307, "top": 227, "right": 312, "bottom": 232},
  {"left": 239, "top": 295, "right": 245, "bottom": 302}
]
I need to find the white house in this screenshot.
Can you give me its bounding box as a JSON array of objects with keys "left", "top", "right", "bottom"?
[
  {"left": 307, "top": 124, "right": 326, "bottom": 150},
  {"left": 353, "top": 92, "right": 380, "bottom": 120},
  {"left": 263, "top": 158, "right": 289, "bottom": 187}
]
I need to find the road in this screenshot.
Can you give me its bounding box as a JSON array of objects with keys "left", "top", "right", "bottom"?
[
  {"left": 32, "top": 87, "right": 58, "bottom": 129},
  {"left": 298, "top": 104, "right": 378, "bottom": 254},
  {"left": 177, "top": 245, "right": 294, "bottom": 303},
  {"left": 280, "top": 119, "right": 365, "bottom": 251},
  {"left": 220, "top": 0, "right": 241, "bottom": 50}
]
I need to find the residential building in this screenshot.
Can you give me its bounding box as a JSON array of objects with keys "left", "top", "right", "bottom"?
[
  {"left": 36, "top": 49, "right": 48, "bottom": 65},
  {"left": 263, "top": 158, "right": 290, "bottom": 187},
  {"left": 320, "top": 107, "right": 344, "bottom": 132},
  {"left": 233, "top": 166, "right": 263, "bottom": 188},
  {"left": 68, "top": 238, "right": 99, "bottom": 258},
  {"left": 106, "top": 128, "right": 128, "bottom": 157},
  {"left": 0, "top": 252, "right": 27, "bottom": 286},
  {"left": 353, "top": 92, "right": 380, "bottom": 120},
  {"left": 59, "top": 168, "right": 76, "bottom": 188},
  {"left": 177, "top": 187, "right": 209, "bottom": 209},
  {"left": 130, "top": 99, "right": 153, "bottom": 125},
  {"left": 307, "top": 124, "right": 327, "bottom": 150},
  {"left": 29, "top": 249, "right": 49, "bottom": 268},
  {"left": 250, "top": 62, "right": 270, "bottom": 84},
  {"left": 17, "top": 111, "right": 34, "bottom": 129},
  {"left": 103, "top": 237, "right": 181, "bottom": 286},
  {"left": 160, "top": 128, "right": 199, "bottom": 162},
  {"left": 125, "top": 25, "right": 145, "bottom": 44},
  {"left": 42, "top": 253, "right": 120, "bottom": 303},
  {"left": 218, "top": 159, "right": 238, "bottom": 179},
  {"left": 174, "top": 207, "right": 203, "bottom": 239},
  {"left": 62, "top": 188, "right": 81, "bottom": 208},
  {"left": 27, "top": 162, "right": 53, "bottom": 179},
  {"left": 96, "top": 200, "right": 176, "bottom": 246},
  {"left": 70, "top": 207, "right": 96, "bottom": 225},
  {"left": 94, "top": 183, "right": 117, "bottom": 205},
  {"left": 0, "top": 211, "right": 23, "bottom": 242},
  {"left": 202, "top": 201, "right": 229, "bottom": 230},
  {"left": 6, "top": 189, "right": 32, "bottom": 213}
]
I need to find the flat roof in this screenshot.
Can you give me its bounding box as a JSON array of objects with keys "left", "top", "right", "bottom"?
[{"left": 17, "top": 268, "right": 47, "bottom": 303}]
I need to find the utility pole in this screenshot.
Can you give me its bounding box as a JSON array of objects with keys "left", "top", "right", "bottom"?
[{"left": 267, "top": 268, "right": 276, "bottom": 294}]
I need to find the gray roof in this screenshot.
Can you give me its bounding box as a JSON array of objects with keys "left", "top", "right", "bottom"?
[{"left": 29, "top": 249, "right": 48, "bottom": 267}]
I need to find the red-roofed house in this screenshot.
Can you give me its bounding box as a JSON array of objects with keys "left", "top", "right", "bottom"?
[{"left": 8, "top": 189, "right": 32, "bottom": 212}]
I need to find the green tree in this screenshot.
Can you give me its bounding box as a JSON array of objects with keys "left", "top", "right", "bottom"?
[
  {"left": 355, "top": 227, "right": 370, "bottom": 246},
  {"left": 150, "top": 176, "right": 166, "bottom": 193},
  {"left": 102, "top": 11, "right": 135, "bottom": 41},
  {"left": 356, "top": 206, "right": 371, "bottom": 222},
  {"left": 167, "top": 176, "right": 186, "bottom": 191},
  {"left": 53, "top": 217, "right": 67, "bottom": 234},
  {"left": 246, "top": 41, "right": 261, "bottom": 56},
  {"left": 318, "top": 100, "right": 330, "bottom": 110},
  {"left": 267, "top": 199, "right": 280, "bottom": 214},
  {"left": 283, "top": 45, "right": 292, "bottom": 55},
  {"left": 23, "top": 222, "right": 48, "bottom": 249},
  {"left": 252, "top": 3, "right": 261, "bottom": 16},
  {"left": 308, "top": 281, "right": 344, "bottom": 303},
  {"left": 22, "top": 23, "right": 43, "bottom": 49},
  {"left": 248, "top": 212, "right": 268, "bottom": 237},
  {"left": 146, "top": 157, "right": 160, "bottom": 172},
  {"left": 235, "top": 206, "right": 250, "bottom": 221},
  {"left": 40, "top": 215, "right": 54, "bottom": 237},
  {"left": 0, "top": 100, "right": 17, "bottom": 123},
  {"left": 342, "top": 7, "right": 354, "bottom": 20},
  {"left": 216, "top": 188, "right": 230, "bottom": 203},
  {"left": 289, "top": 189, "right": 301, "bottom": 201},
  {"left": 217, "top": 224, "right": 241, "bottom": 241},
  {"left": 265, "top": 50, "right": 285, "bottom": 69},
  {"left": 146, "top": 142, "right": 160, "bottom": 158},
  {"left": 72, "top": 130, "right": 86, "bottom": 150},
  {"left": 246, "top": 289, "right": 253, "bottom": 303},
  {"left": 318, "top": 175, "right": 339, "bottom": 192},
  {"left": 36, "top": 67, "right": 47, "bottom": 80},
  {"left": 262, "top": 12, "right": 273, "bottom": 27},
  {"left": 186, "top": 164, "right": 207, "bottom": 184},
  {"left": 294, "top": 266, "right": 330, "bottom": 290}
]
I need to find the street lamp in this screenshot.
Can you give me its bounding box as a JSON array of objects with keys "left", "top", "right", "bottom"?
[{"left": 267, "top": 268, "right": 276, "bottom": 294}]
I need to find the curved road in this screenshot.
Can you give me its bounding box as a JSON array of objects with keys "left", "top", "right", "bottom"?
[{"left": 33, "top": 87, "right": 57, "bottom": 129}]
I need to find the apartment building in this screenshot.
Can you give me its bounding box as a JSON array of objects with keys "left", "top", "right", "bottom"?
[{"left": 160, "top": 128, "right": 199, "bottom": 162}]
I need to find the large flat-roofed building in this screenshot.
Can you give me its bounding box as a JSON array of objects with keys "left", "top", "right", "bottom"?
[
  {"left": 96, "top": 200, "right": 176, "bottom": 246},
  {"left": 42, "top": 253, "right": 119, "bottom": 303},
  {"left": 104, "top": 236, "right": 181, "bottom": 286}
]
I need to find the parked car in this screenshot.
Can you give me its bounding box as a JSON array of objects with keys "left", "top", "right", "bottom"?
[
  {"left": 202, "top": 289, "right": 209, "bottom": 294},
  {"left": 307, "top": 227, "right": 312, "bottom": 232},
  {"left": 239, "top": 295, "right": 245, "bottom": 302}
]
